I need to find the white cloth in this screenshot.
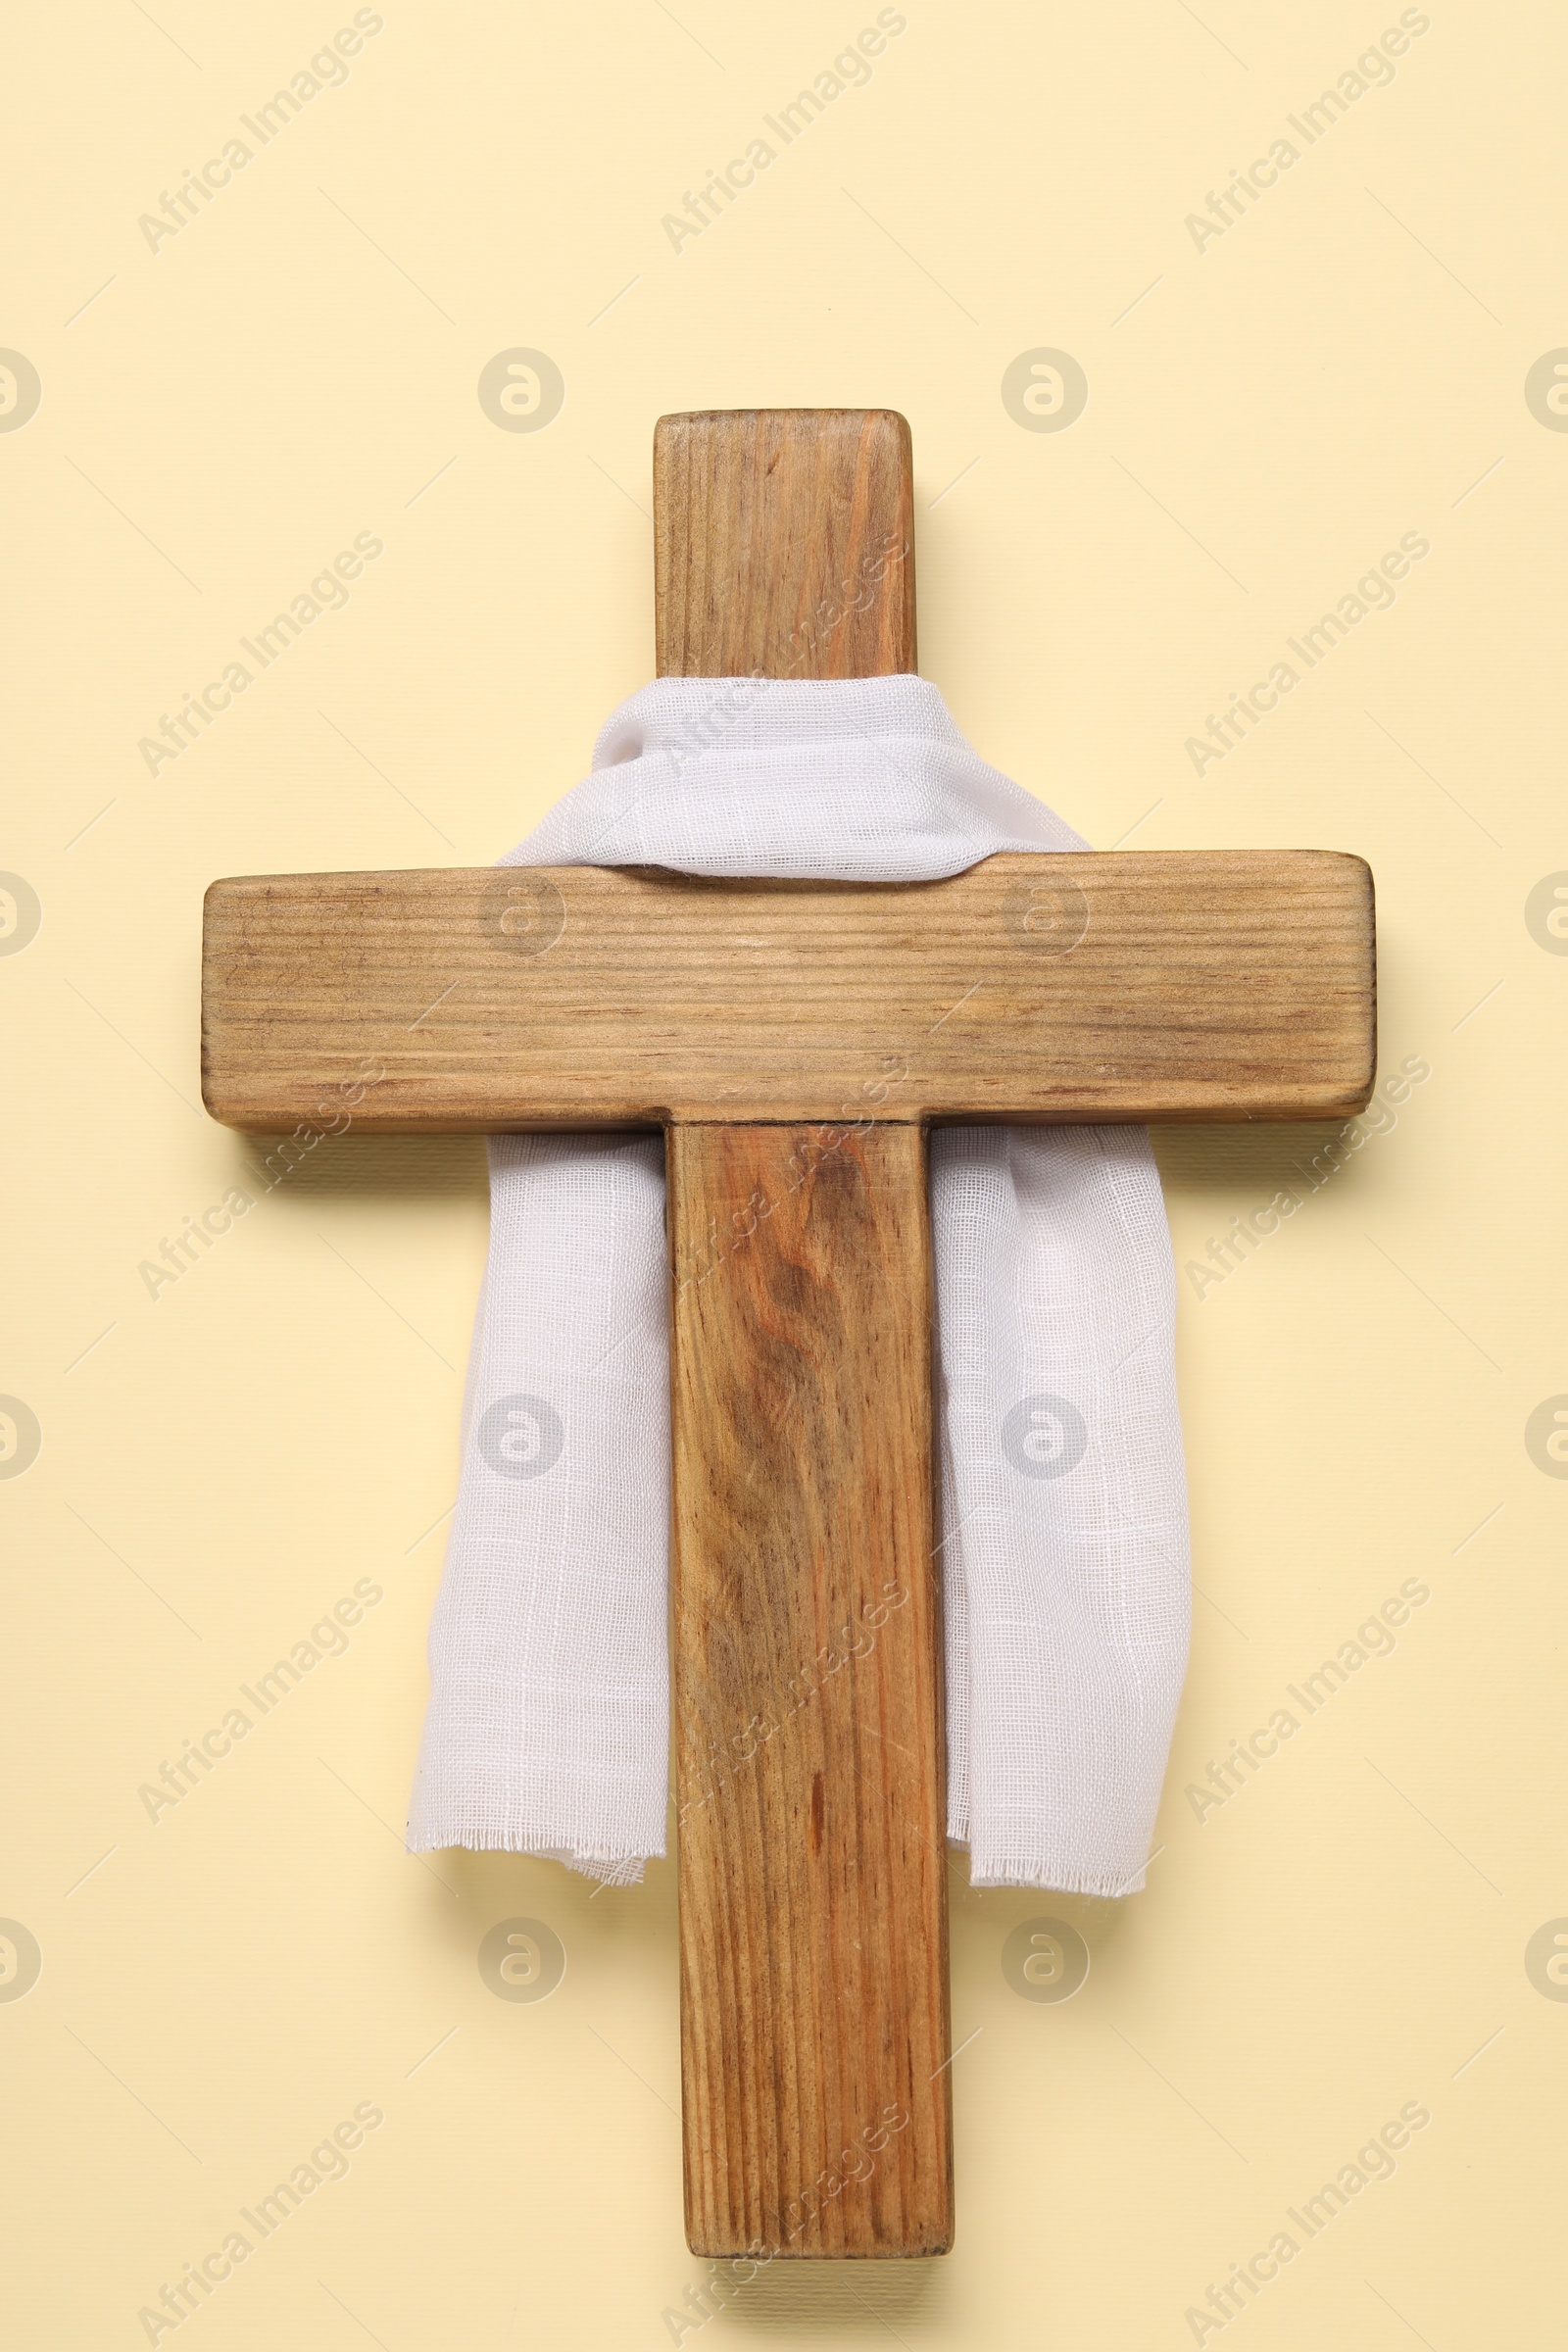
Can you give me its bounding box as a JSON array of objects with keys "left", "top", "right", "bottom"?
[{"left": 408, "top": 676, "right": 1190, "bottom": 1893}]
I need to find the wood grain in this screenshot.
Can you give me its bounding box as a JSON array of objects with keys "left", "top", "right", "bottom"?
[
  {"left": 654, "top": 410, "right": 916, "bottom": 678},
  {"left": 668, "top": 1123, "right": 951, "bottom": 2256},
  {"left": 201, "top": 851, "right": 1376, "bottom": 1133}
]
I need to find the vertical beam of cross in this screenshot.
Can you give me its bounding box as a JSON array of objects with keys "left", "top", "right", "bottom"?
[{"left": 658, "top": 412, "right": 953, "bottom": 2258}]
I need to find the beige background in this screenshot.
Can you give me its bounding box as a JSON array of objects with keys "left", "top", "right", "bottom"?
[{"left": 5, "top": 1, "right": 1565, "bottom": 2343}]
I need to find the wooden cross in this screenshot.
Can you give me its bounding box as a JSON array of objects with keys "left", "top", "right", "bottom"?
[{"left": 202, "top": 410, "right": 1375, "bottom": 2259}]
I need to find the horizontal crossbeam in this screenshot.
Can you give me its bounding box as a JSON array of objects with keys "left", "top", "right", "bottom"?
[{"left": 201, "top": 850, "right": 1375, "bottom": 1134}]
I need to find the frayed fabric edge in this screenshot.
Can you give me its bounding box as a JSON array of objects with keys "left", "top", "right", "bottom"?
[
  {"left": 956, "top": 1839, "right": 1149, "bottom": 1898},
  {"left": 406, "top": 1824, "right": 657, "bottom": 1887},
  {"left": 405, "top": 1828, "right": 1144, "bottom": 1895}
]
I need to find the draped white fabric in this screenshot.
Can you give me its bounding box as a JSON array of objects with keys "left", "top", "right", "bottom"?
[{"left": 407, "top": 676, "right": 1190, "bottom": 1893}]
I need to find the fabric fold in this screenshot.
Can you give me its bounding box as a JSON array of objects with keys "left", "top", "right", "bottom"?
[{"left": 408, "top": 675, "right": 1190, "bottom": 1890}]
